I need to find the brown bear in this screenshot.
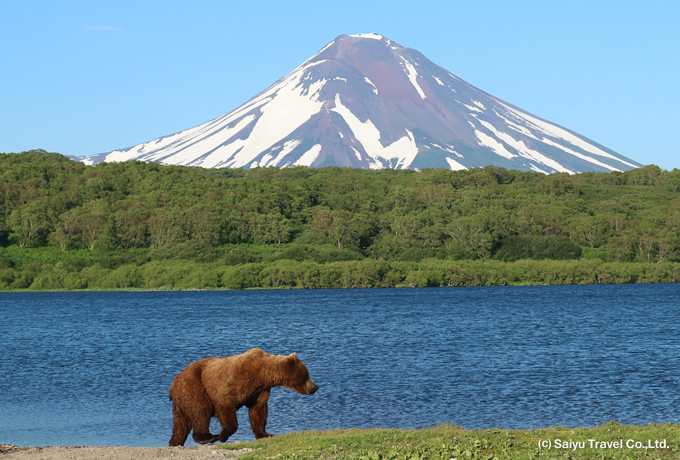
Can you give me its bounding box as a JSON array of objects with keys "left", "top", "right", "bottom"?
[{"left": 168, "top": 348, "right": 318, "bottom": 446}]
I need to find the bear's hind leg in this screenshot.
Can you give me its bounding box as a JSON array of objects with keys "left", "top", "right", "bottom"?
[
  {"left": 169, "top": 402, "right": 191, "bottom": 447},
  {"left": 181, "top": 390, "right": 219, "bottom": 444},
  {"left": 190, "top": 407, "right": 220, "bottom": 445},
  {"left": 192, "top": 431, "right": 220, "bottom": 444},
  {"left": 214, "top": 404, "right": 238, "bottom": 442}
]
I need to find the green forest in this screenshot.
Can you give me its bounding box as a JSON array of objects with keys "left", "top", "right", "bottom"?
[{"left": 2, "top": 149, "right": 680, "bottom": 291}]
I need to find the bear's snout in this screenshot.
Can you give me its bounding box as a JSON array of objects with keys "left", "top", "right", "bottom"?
[{"left": 305, "top": 379, "right": 318, "bottom": 395}]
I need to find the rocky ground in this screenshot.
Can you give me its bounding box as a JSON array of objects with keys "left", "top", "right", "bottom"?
[{"left": 0, "top": 444, "right": 250, "bottom": 459}]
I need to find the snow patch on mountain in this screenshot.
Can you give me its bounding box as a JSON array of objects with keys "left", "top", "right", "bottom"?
[
  {"left": 471, "top": 123, "right": 516, "bottom": 160},
  {"left": 294, "top": 144, "right": 322, "bottom": 167},
  {"left": 254, "top": 139, "right": 302, "bottom": 168},
  {"left": 364, "top": 77, "right": 378, "bottom": 95},
  {"left": 400, "top": 56, "right": 427, "bottom": 100},
  {"left": 432, "top": 143, "right": 463, "bottom": 158},
  {"left": 474, "top": 116, "right": 570, "bottom": 173},
  {"left": 463, "top": 102, "right": 483, "bottom": 113},
  {"left": 219, "top": 67, "right": 327, "bottom": 167},
  {"left": 445, "top": 157, "right": 467, "bottom": 170},
  {"left": 349, "top": 33, "right": 385, "bottom": 41},
  {"left": 496, "top": 100, "right": 638, "bottom": 169},
  {"left": 540, "top": 138, "right": 618, "bottom": 171},
  {"left": 331, "top": 94, "right": 418, "bottom": 168}
]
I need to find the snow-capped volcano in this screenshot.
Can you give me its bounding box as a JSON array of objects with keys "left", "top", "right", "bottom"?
[{"left": 84, "top": 33, "right": 640, "bottom": 173}]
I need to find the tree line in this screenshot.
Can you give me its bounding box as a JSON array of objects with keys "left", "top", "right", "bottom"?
[{"left": 1, "top": 149, "right": 680, "bottom": 290}]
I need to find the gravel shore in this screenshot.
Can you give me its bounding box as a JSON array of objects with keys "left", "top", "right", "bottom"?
[{"left": 0, "top": 444, "right": 250, "bottom": 459}]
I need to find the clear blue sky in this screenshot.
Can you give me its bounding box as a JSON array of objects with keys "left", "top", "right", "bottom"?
[{"left": 2, "top": 1, "right": 678, "bottom": 170}]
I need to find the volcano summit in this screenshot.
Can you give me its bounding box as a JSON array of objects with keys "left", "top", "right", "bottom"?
[{"left": 84, "top": 33, "right": 640, "bottom": 173}]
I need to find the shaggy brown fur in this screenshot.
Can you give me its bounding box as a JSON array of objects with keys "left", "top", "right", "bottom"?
[{"left": 168, "top": 348, "right": 318, "bottom": 446}]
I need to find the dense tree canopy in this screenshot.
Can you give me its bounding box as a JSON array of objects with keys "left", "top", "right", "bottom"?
[{"left": 1, "top": 150, "right": 680, "bottom": 290}]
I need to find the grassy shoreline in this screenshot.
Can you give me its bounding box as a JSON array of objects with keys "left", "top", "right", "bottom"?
[
  {"left": 2, "top": 245, "right": 680, "bottom": 292},
  {"left": 217, "top": 422, "right": 680, "bottom": 459}
]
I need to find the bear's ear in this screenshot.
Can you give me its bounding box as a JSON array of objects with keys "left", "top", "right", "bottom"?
[{"left": 288, "top": 352, "right": 299, "bottom": 362}]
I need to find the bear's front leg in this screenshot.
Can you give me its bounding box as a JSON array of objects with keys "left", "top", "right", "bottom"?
[
  {"left": 247, "top": 389, "right": 273, "bottom": 439},
  {"left": 214, "top": 403, "right": 239, "bottom": 443}
]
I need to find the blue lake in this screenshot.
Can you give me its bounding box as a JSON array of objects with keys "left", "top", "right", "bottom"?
[{"left": 1, "top": 285, "right": 679, "bottom": 447}]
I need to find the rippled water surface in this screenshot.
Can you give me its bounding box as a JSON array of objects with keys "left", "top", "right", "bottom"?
[{"left": 1, "top": 285, "right": 679, "bottom": 446}]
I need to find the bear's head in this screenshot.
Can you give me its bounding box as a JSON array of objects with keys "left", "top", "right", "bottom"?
[{"left": 285, "top": 353, "right": 318, "bottom": 395}]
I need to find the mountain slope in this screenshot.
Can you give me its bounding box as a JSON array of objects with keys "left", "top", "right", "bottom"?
[{"left": 84, "top": 33, "right": 641, "bottom": 173}]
